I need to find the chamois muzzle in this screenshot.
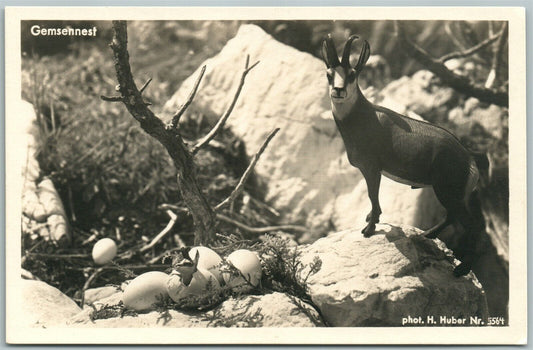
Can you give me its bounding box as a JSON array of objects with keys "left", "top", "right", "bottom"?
[{"left": 331, "top": 87, "right": 347, "bottom": 99}]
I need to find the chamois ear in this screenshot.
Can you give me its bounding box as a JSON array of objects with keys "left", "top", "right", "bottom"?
[
  {"left": 321, "top": 34, "right": 340, "bottom": 68},
  {"left": 191, "top": 250, "right": 200, "bottom": 273},
  {"left": 354, "top": 40, "right": 371, "bottom": 72}
]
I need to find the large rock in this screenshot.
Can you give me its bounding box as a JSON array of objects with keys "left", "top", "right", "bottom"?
[
  {"left": 379, "top": 70, "right": 458, "bottom": 124},
  {"left": 300, "top": 224, "right": 488, "bottom": 326},
  {"left": 19, "top": 279, "right": 82, "bottom": 328},
  {"left": 69, "top": 291, "right": 322, "bottom": 327},
  {"left": 163, "top": 24, "right": 443, "bottom": 235},
  {"left": 20, "top": 99, "right": 70, "bottom": 243}
]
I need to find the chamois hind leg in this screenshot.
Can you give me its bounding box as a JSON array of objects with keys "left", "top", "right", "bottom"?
[
  {"left": 451, "top": 207, "right": 481, "bottom": 277},
  {"left": 360, "top": 167, "right": 382, "bottom": 237},
  {"left": 432, "top": 181, "right": 479, "bottom": 277},
  {"left": 452, "top": 191, "right": 485, "bottom": 277}
]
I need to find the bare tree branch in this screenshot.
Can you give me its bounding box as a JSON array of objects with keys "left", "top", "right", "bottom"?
[
  {"left": 169, "top": 65, "right": 206, "bottom": 129},
  {"left": 24, "top": 252, "right": 90, "bottom": 259},
  {"left": 485, "top": 22, "right": 508, "bottom": 88},
  {"left": 139, "top": 77, "right": 153, "bottom": 93},
  {"left": 438, "top": 27, "right": 505, "bottom": 63},
  {"left": 159, "top": 204, "right": 307, "bottom": 235},
  {"left": 215, "top": 128, "right": 280, "bottom": 212},
  {"left": 100, "top": 95, "right": 123, "bottom": 102},
  {"left": 139, "top": 210, "right": 178, "bottom": 253},
  {"left": 394, "top": 21, "right": 508, "bottom": 108},
  {"left": 216, "top": 213, "right": 307, "bottom": 234},
  {"left": 80, "top": 267, "right": 105, "bottom": 307},
  {"left": 445, "top": 22, "right": 468, "bottom": 53},
  {"left": 191, "top": 56, "right": 260, "bottom": 155}
]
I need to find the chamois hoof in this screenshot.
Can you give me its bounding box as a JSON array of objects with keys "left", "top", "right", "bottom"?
[
  {"left": 453, "top": 262, "right": 472, "bottom": 277},
  {"left": 362, "top": 223, "right": 375, "bottom": 237}
]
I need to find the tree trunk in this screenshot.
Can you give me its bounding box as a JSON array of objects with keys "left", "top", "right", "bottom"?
[
  {"left": 107, "top": 20, "right": 216, "bottom": 245},
  {"left": 174, "top": 154, "right": 216, "bottom": 246}
]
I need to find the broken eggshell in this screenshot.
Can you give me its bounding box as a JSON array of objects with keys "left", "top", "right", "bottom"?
[
  {"left": 223, "top": 249, "right": 262, "bottom": 292},
  {"left": 166, "top": 267, "right": 220, "bottom": 303},
  {"left": 122, "top": 271, "right": 169, "bottom": 311},
  {"left": 92, "top": 238, "right": 117, "bottom": 265},
  {"left": 188, "top": 246, "right": 223, "bottom": 283}
]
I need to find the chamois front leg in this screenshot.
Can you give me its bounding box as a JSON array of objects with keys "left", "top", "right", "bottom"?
[{"left": 361, "top": 167, "right": 382, "bottom": 237}]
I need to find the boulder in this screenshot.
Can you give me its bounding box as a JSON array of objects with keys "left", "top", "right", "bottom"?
[
  {"left": 19, "top": 279, "right": 82, "bottom": 328},
  {"left": 20, "top": 99, "right": 70, "bottom": 244},
  {"left": 448, "top": 97, "right": 507, "bottom": 140},
  {"left": 300, "top": 224, "right": 488, "bottom": 326},
  {"left": 83, "top": 286, "right": 121, "bottom": 305},
  {"left": 163, "top": 24, "right": 443, "bottom": 236},
  {"left": 379, "top": 70, "right": 458, "bottom": 124},
  {"left": 69, "top": 291, "right": 321, "bottom": 327},
  {"left": 19, "top": 99, "right": 40, "bottom": 183}
]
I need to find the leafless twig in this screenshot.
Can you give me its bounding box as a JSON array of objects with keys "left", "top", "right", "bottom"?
[
  {"left": 24, "top": 252, "right": 90, "bottom": 259},
  {"left": 139, "top": 210, "right": 178, "bottom": 253},
  {"left": 215, "top": 128, "right": 280, "bottom": 212},
  {"left": 80, "top": 267, "right": 105, "bottom": 307},
  {"left": 100, "top": 95, "right": 123, "bottom": 102},
  {"left": 169, "top": 65, "right": 206, "bottom": 129},
  {"left": 438, "top": 26, "right": 505, "bottom": 63},
  {"left": 191, "top": 56, "right": 260, "bottom": 155},
  {"left": 248, "top": 194, "right": 281, "bottom": 217},
  {"left": 216, "top": 213, "right": 307, "bottom": 234},
  {"left": 485, "top": 22, "right": 508, "bottom": 88},
  {"left": 394, "top": 21, "right": 508, "bottom": 107},
  {"left": 160, "top": 202, "right": 307, "bottom": 235},
  {"left": 139, "top": 77, "right": 152, "bottom": 93}
]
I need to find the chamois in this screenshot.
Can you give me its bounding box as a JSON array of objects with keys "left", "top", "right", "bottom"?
[{"left": 321, "top": 34, "right": 487, "bottom": 277}]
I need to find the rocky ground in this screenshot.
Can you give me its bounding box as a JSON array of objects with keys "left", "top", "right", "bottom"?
[{"left": 20, "top": 224, "right": 487, "bottom": 328}]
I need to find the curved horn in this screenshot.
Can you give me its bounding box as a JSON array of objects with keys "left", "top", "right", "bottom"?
[
  {"left": 322, "top": 34, "right": 340, "bottom": 67},
  {"left": 341, "top": 35, "right": 359, "bottom": 66},
  {"left": 355, "top": 39, "right": 371, "bottom": 72}
]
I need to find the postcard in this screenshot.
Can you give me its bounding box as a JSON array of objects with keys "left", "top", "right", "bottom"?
[{"left": 5, "top": 6, "right": 526, "bottom": 344}]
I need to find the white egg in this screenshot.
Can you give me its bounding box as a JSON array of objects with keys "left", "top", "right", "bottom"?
[
  {"left": 122, "top": 271, "right": 169, "bottom": 311},
  {"left": 92, "top": 238, "right": 117, "bottom": 265},
  {"left": 166, "top": 267, "right": 220, "bottom": 303},
  {"left": 188, "top": 246, "right": 223, "bottom": 283},
  {"left": 223, "top": 249, "right": 262, "bottom": 292}
]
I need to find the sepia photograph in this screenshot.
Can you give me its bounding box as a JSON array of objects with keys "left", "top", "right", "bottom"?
[{"left": 4, "top": 6, "right": 526, "bottom": 344}]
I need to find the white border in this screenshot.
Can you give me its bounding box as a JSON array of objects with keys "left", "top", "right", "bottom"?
[{"left": 5, "top": 6, "right": 527, "bottom": 345}]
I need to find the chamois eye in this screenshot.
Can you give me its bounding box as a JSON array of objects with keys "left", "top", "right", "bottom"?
[{"left": 326, "top": 72, "right": 333, "bottom": 83}]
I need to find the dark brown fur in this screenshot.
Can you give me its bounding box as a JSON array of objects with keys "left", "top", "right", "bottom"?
[{"left": 322, "top": 35, "right": 486, "bottom": 277}]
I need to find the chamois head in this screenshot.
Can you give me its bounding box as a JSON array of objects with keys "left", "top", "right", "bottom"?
[
  {"left": 321, "top": 34, "right": 370, "bottom": 103},
  {"left": 174, "top": 249, "right": 200, "bottom": 286}
]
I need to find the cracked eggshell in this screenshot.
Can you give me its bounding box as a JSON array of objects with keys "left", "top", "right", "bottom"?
[
  {"left": 92, "top": 238, "right": 117, "bottom": 265},
  {"left": 122, "top": 271, "right": 169, "bottom": 311},
  {"left": 166, "top": 267, "right": 220, "bottom": 303},
  {"left": 223, "top": 249, "right": 262, "bottom": 292},
  {"left": 189, "top": 246, "right": 223, "bottom": 283}
]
